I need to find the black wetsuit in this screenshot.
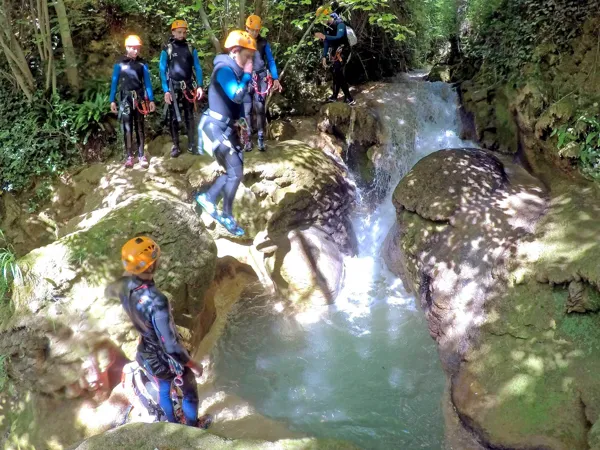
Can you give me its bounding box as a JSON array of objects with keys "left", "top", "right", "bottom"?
[
  {"left": 109, "top": 57, "right": 155, "bottom": 158},
  {"left": 106, "top": 276, "right": 198, "bottom": 425},
  {"left": 198, "top": 54, "right": 251, "bottom": 217},
  {"left": 160, "top": 39, "right": 203, "bottom": 153},
  {"left": 323, "top": 15, "right": 353, "bottom": 102}
]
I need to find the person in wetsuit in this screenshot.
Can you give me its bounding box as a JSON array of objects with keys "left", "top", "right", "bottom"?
[
  {"left": 110, "top": 35, "right": 156, "bottom": 169},
  {"left": 195, "top": 30, "right": 256, "bottom": 237},
  {"left": 314, "top": 7, "right": 355, "bottom": 105},
  {"left": 242, "top": 14, "right": 283, "bottom": 152},
  {"left": 105, "top": 236, "right": 204, "bottom": 426},
  {"left": 159, "top": 19, "right": 204, "bottom": 158}
]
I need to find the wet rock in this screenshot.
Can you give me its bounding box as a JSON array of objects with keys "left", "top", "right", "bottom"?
[
  {"left": 261, "top": 226, "right": 345, "bottom": 306},
  {"left": 426, "top": 65, "right": 451, "bottom": 83},
  {"left": 317, "top": 103, "right": 381, "bottom": 150},
  {"left": 68, "top": 422, "right": 362, "bottom": 450},
  {"left": 268, "top": 120, "right": 297, "bottom": 141},
  {"left": 383, "top": 149, "right": 600, "bottom": 449},
  {"left": 2, "top": 194, "right": 216, "bottom": 396}
]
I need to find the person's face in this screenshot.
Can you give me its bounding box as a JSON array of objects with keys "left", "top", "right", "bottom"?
[
  {"left": 246, "top": 27, "right": 260, "bottom": 39},
  {"left": 172, "top": 28, "right": 187, "bottom": 41},
  {"left": 126, "top": 46, "right": 140, "bottom": 58},
  {"left": 234, "top": 48, "right": 255, "bottom": 67},
  {"left": 327, "top": 17, "right": 334, "bottom": 25}
]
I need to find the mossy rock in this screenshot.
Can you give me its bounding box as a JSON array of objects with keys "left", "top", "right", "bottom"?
[
  {"left": 68, "top": 422, "right": 362, "bottom": 450},
  {"left": 1, "top": 194, "right": 217, "bottom": 395},
  {"left": 427, "top": 65, "right": 451, "bottom": 83},
  {"left": 317, "top": 103, "right": 380, "bottom": 149}
]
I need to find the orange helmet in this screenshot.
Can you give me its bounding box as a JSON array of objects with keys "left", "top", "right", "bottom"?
[
  {"left": 224, "top": 30, "right": 257, "bottom": 51},
  {"left": 171, "top": 19, "right": 188, "bottom": 30},
  {"left": 125, "top": 35, "right": 142, "bottom": 47},
  {"left": 245, "top": 15, "right": 262, "bottom": 31},
  {"left": 316, "top": 6, "right": 332, "bottom": 17},
  {"left": 121, "top": 236, "right": 160, "bottom": 274}
]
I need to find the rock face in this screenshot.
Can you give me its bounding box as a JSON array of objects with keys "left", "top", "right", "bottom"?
[
  {"left": 384, "top": 147, "right": 600, "bottom": 449},
  {"left": 260, "top": 226, "right": 345, "bottom": 306},
  {"left": 68, "top": 422, "right": 361, "bottom": 450},
  {"left": 1, "top": 194, "right": 217, "bottom": 396}
]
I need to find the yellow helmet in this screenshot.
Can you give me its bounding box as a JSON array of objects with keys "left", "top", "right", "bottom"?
[
  {"left": 121, "top": 236, "right": 161, "bottom": 275},
  {"left": 171, "top": 19, "right": 188, "bottom": 30},
  {"left": 125, "top": 35, "right": 142, "bottom": 47},
  {"left": 316, "top": 6, "right": 332, "bottom": 17},
  {"left": 224, "top": 30, "right": 257, "bottom": 51},
  {"left": 246, "top": 15, "right": 262, "bottom": 31}
]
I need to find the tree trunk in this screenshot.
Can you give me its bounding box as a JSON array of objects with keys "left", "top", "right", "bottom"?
[
  {"left": 255, "top": 0, "right": 265, "bottom": 19},
  {"left": 0, "top": 1, "right": 35, "bottom": 100},
  {"left": 53, "top": 0, "right": 79, "bottom": 92},
  {"left": 239, "top": 0, "right": 246, "bottom": 29},
  {"left": 195, "top": 0, "right": 222, "bottom": 53}
]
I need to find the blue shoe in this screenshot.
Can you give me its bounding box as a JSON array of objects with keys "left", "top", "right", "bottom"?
[
  {"left": 195, "top": 193, "right": 220, "bottom": 221},
  {"left": 218, "top": 214, "right": 245, "bottom": 236}
]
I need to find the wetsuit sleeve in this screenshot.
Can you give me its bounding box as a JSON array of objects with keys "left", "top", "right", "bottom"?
[
  {"left": 192, "top": 49, "right": 203, "bottom": 87},
  {"left": 215, "top": 66, "right": 252, "bottom": 104},
  {"left": 325, "top": 22, "right": 346, "bottom": 41},
  {"left": 143, "top": 64, "right": 155, "bottom": 102},
  {"left": 153, "top": 294, "right": 191, "bottom": 365},
  {"left": 109, "top": 64, "right": 121, "bottom": 103},
  {"left": 264, "top": 43, "right": 279, "bottom": 80},
  {"left": 322, "top": 39, "right": 330, "bottom": 58},
  {"left": 159, "top": 50, "right": 169, "bottom": 93}
]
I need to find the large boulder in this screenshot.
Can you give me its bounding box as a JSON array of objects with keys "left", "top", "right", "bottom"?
[
  {"left": 317, "top": 103, "right": 381, "bottom": 151},
  {"left": 258, "top": 226, "right": 345, "bottom": 307},
  {"left": 384, "top": 148, "right": 600, "bottom": 448},
  {"left": 1, "top": 194, "right": 217, "bottom": 396},
  {"left": 68, "top": 422, "right": 361, "bottom": 450}
]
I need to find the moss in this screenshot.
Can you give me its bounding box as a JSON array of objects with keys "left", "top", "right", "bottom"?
[{"left": 492, "top": 88, "right": 519, "bottom": 154}]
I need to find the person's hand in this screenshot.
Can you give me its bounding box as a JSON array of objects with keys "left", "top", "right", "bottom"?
[
  {"left": 149, "top": 101, "right": 156, "bottom": 113},
  {"left": 243, "top": 58, "right": 253, "bottom": 74},
  {"left": 164, "top": 92, "right": 173, "bottom": 105},
  {"left": 272, "top": 80, "right": 283, "bottom": 93},
  {"left": 188, "top": 360, "right": 204, "bottom": 377},
  {"left": 110, "top": 102, "right": 118, "bottom": 114},
  {"left": 322, "top": 57, "right": 327, "bottom": 69},
  {"left": 314, "top": 32, "right": 325, "bottom": 40},
  {"left": 196, "top": 87, "right": 204, "bottom": 100}
]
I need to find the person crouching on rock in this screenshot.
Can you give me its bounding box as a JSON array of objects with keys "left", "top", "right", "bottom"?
[
  {"left": 105, "top": 236, "right": 204, "bottom": 426},
  {"left": 110, "top": 35, "right": 156, "bottom": 169},
  {"left": 195, "top": 30, "right": 256, "bottom": 237}
]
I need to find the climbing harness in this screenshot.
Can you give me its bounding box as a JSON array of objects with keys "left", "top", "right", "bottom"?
[
  {"left": 131, "top": 91, "right": 150, "bottom": 116},
  {"left": 252, "top": 72, "right": 274, "bottom": 100},
  {"left": 236, "top": 117, "right": 251, "bottom": 148}
]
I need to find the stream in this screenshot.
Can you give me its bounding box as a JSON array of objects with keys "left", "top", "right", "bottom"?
[{"left": 212, "top": 74, "right": 476, "bottom": 449}]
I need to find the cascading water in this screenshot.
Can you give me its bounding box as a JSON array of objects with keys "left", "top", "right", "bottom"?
[{"left": 211, "top": 74, "right": 476, "bottom": 449}]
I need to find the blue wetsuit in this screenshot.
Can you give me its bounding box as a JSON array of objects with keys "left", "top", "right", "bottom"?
[{"left": 109, "top": 57, "right": 155, "bottom": 158}]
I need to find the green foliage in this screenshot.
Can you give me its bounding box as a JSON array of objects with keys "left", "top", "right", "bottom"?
[
  {"left": 0, "top": 230, "right": 23, "bottom": 307},
  {"left": 553, "top": 113, "right": 600, "bottom": 180},
  {"left": 0, "top": 354, "right": 8, "bottom": 392},
  {"left": 464, "top": 0, "right": 594, "bottom": 82},
  {"left": 0, "top": 86, "right": 80, "bottom": 192}
]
